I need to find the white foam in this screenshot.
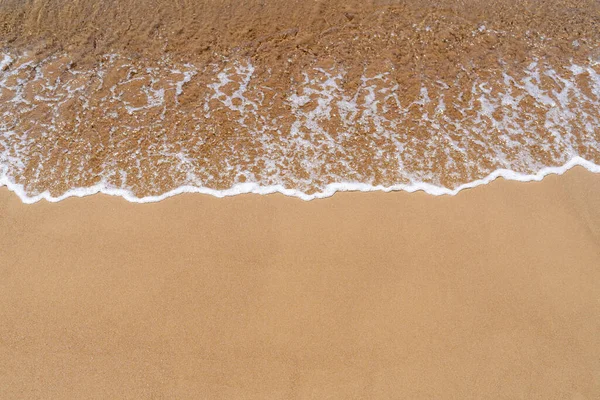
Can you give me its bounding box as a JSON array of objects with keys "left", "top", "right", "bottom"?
[
  {"left": 1, "top": 157, "right": 599, "bottom": 204},
  {"left": 0, "top": 54, "right": 12, "bottom": 70},
  {"left": 1, "top": 51, "right": 600, "bottom": 204}
]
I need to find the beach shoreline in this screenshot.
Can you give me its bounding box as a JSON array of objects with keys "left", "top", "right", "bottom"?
[
  {"left": 2, "top": 0, "right": 600, "bottom": 201},
  {"left": 2, "top": 0, "right": 600, "bottom": 397}
]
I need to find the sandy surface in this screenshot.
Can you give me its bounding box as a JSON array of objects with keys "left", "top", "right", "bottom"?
[
  {"left": 1, "top": 169, "right": 599, "bottom": 399},
  {"left": 1, "top": 1, "right": 599, "bottom": 398}
]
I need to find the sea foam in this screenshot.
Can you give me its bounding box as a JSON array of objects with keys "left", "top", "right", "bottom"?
[
  {"left": 1, "top": 51, "right": 600, "bottom": 203},
  {"left": 1, "top": 157, "right": 598, "bottom": 203}
]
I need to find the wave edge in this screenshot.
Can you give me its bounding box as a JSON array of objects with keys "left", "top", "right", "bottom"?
[{"left": 1, "top": 157, "right": 599, "bottom": 204}]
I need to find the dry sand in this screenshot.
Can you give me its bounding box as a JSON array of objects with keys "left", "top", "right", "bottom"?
[{"left": 1, "top": 168, "right": 599, "bottom": 399}]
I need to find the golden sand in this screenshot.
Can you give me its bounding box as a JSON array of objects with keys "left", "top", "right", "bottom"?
[
  {"left": 1, "top": 1, "right": 600, "bottom": 397},
  {"left": 1, "top": 167, "right": 599, "bottom": 398}
]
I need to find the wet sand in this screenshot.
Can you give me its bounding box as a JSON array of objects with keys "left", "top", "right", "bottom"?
[
  {"left": 2, "top": 0, "right": 600, "bottom": 199},
  {"left": 1, "top": 168, "right": 599, "bottom": 399}
]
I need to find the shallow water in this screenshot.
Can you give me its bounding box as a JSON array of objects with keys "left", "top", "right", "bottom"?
[{"left": 1, "top": 1, "right": 599, "bottom": 202}]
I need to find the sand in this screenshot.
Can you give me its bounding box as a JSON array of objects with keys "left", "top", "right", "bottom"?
[
  {"left": 2, "top": 0, "right": 600, "bottom": 397},
  {"left": 1, "top": 168, "right": 599, "bottom": 399}
]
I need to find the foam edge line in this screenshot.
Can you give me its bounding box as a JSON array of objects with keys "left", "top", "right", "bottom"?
[{"left": 1, "top": 156, "right": 599, "bottom": 204}]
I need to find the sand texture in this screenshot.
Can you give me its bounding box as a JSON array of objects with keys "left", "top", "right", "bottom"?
[
  {"left": 1, "top": 1, "right": 600, "bottom": 398},
  {"left": 1, "top": 167, "right": 599, "bottom": 399}
]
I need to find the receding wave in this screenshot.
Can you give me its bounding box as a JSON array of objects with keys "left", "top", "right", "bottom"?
[{"left": 1, "top": 0, "right": 599, "bottom": 202}]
